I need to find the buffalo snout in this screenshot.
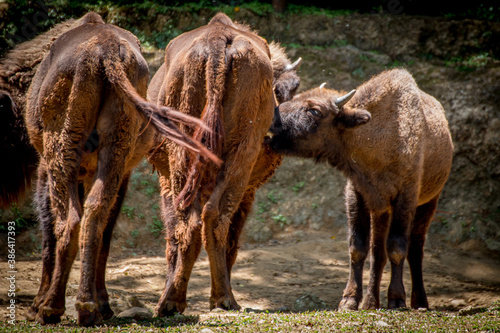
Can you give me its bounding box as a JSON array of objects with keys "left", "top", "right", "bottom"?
[{"left": 268, "top": 106, "right": 283, "bottom": 136}]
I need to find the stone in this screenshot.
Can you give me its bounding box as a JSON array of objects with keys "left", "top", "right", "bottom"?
[
  {"left": 117, "top": 307, "right": 153, "bottom": 321},
  {"left": 450, "top": 299, "right": 467, "bottom": 308},
  {"left": 458, "top": 306, "right": 487, "bottom": 316},
  {"left": 375, "top": 320, "right": 390, "bottom": 327},
  {"left": 110, "top": 297, "right": 128, "bottom": 313},
  {"left": 126, "top": 295, "right": 145, "bottom": 308},
  {"left": 200, "top": 329, "right": 215, "bottom": 333},
  {"left": 292, "top": 293, "right": 331, "bottom": 312}
]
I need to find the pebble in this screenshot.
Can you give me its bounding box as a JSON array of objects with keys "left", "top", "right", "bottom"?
[
  {"left": 117, "top": 307, "right": 153, "bottom": 321},
  {"left": 458, "top": 306, "right": 487, "bottom": 316},
  {"left": 450, "top": 299, "right": 467, "bottom": 308},
  {"left": 375, "top": 320, "right": 390, "bottom": 327},
  {"left": 200, "top": 329, "right": 215, "bottom": 333},
  {"left": 292, "top": 293, "right": 331, "bottom": 312}
]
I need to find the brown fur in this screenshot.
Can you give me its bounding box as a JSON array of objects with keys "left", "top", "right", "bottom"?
[
  {"left": 0, "top": 17, "right": 85, "bottom": 207},
  {"left": 147, "top": 13, "right": 299, "bottom": 315},
  {"left": 25, "top": 12, "right": 215, "bottom": 327},
  {"left": 269, "top": 68, "right": 453, "bottom": 310}
]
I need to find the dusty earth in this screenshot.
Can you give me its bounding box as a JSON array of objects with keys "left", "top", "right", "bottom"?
[{"left": 1, "top": 229, "right": 500, "bottom": 322}]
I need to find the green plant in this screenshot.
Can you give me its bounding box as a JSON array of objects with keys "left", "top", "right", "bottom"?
[
  {"left": 352, "top": 67, "right": 365, "bottom": 79},
  {"left": 30, "top": 232, "right": 43, "bottom": 254},
  {"left": 272, "top": 214, "right": 288, "bottom": 228},
  {"left": 286, "top": 4, "right": 354, "bottom": 17},
  {"left": 0, "top": 204, "right": 34, "bottom": 232},
  {"left": 257, "top": 201, "right": 270, "bottom": 214},
  {"left": 127, "top": 229, "right": 139, "bottom": 247},
  {"left": 1, "top": 301, "right": 500, "bottom": 331},
  {"left": 282, "top": 42, "right": 303, "bottom": 49},
  {"left": 445, "top": 52, "right": 492, "bottom": 71},
  {"left": 267, "top": 190, "right": 282, "bottom": 204},
  {"left": 292, "top": 181, "right": 305, "bottom": 193},
  {"left": 436, "top": 216, "right": 449, "bottom": 227},
  {"left": 148, "top": 216, "right": 164, "bottom": 238},
  {"left": 240, "top": 1, "right": 273, "bottom": 16},
  {"left": 122, "top": 205, "right": 136, "bottom": 219},
  {"left": 330, "top": 39, "right": 348, "bottom": 48}
]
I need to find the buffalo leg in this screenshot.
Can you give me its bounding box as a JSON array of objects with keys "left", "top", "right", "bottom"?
[
  {"left": 202, "top": 194, "right": 237, "bottom": 311},
  {"left": 361, "top": 211, "right": 391, "bottom": 309},
  {"left": 36, "top": 126, "right": 85, "bottom": 324},
  {"left": 386, "top": 191, "right": 417, "bottom": 309},
  {"left": 339, "top": 182, "right": 370, "bottom": 311},
  {"left": 202, "top": 157, "right": 260, "bottom": 311},
  {"left": 27, "top": 162, "right": 56, "bottom": 320},
  {"left": 36, "top": 164, "right": 82, "bottom": 324},
  {"left": 156, "top": 195, "right": 202, "bottom": 317},
  {"left": 95, "top": 174, "right": 130, "bottom": 319},
  {"left": 226, "top": 190, "right": 254, "bottom": 280},
  {"left": 407, "top": 195, "right": 439, "bottom": 309},
  {"left": 75, "top": 143, "right": 128, "bottom": 326}
]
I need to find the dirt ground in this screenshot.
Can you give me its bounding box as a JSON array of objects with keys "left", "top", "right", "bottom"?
[{"left": 1, "top": 229, "right": 499, "bottom": 322}]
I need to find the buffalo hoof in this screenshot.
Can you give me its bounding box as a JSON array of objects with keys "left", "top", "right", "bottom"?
[
  {"left": 26, "top": 306, "right": 37, "bottom": 321},
  {"left": 209, "top": 296, "right": 240, "bottom": 311},
  {"left": 78, "top": 309, "right": 103, "bottom": 327},
  {"left": 338, "top": 297, "right": 359, "bottom": 311},
  {"left": 155, "top": 300, "right": 187, "bottom": 317},
  {"left": 26, "top": 297, "right": 45, "bottom": 321},
  {"left": 99, "top": 301, "right": 114, "bottom": 320},
  {"left": 35, "top": 306, "right": 64, "bottom": 325},
  {"left": 35, "top": 313, "right": 62, "bottom": 325},
  {"left": 388, "top": 298, "right": 407, "bottom": 309},
  {"left": 76, "top": 301, "right": 103, "bottom": 327},
  {"left": 361, "top": 294, "right": 380, "bottom": 310},
  {"left": 411, "top": 292, "right": 429, "bottom": 309}
]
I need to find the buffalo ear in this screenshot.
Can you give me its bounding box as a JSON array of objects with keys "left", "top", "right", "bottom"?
[{"left": 335, "top": 108, "right": 371, "bottom": 129}]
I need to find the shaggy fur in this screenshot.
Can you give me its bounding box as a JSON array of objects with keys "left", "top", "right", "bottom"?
[
  {"left": 147, "top": 13, "right": 300, "bottom": 315},
  {"left": 269, "top": 68, "right": 453, "bottom": 310},
  {"left": 0, "top": 17, "right": 84, "bottom": 207},
  {"left": 25, "top": 12, "right": 215, "bottom": 327}
]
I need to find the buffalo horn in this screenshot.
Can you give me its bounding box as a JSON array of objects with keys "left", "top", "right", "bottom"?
[
  {"left": 335, "top": 89, "right": 356, "bottom": 108},
  {"left": 319, "top": 82, "right": 327, "bottom": 89},
  {"left": 286, "top": 57, "right": 302, "bottom": 71}
]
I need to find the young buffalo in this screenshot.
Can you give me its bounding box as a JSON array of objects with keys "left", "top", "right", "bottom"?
[{"left": 269, "top": 68, "right": 453, "bottom": 310}]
